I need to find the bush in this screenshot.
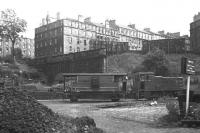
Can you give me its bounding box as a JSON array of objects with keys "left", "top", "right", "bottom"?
[
  {"left": 165, "top": 101, "right": 180, "bottom": 122},
  {"left": 185, "top": 102, "right": 200, "bottom": 120},
  {"left": 2, "top": 55, "right": 14, "bottom": 64},
  {"left": 72, "top": 116, "right": 96, "bottom": 132},
  {"left": 72, "top": 116, "right": 104, "bottom": 133},
  {"left": 157, "top": 101, "right": 181, "bottom": 127},
  {"left": 142, "top": 47, "right": 169, "bottom": 76}
]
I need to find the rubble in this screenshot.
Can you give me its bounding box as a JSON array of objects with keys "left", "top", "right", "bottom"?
[
  {"left": 149, "top": 100, "right": 158, "bottom": 106},
  {"left": 0, "top": 87, "right": 103, "bottom": 133}
]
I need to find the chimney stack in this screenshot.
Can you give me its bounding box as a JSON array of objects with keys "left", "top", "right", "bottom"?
[
  {"left": 56, "top": 12, "right": 60, "bottom": 20},
  {"left": 46, "top": 13, "right": 51, "bottom": 24},
  {"left": 128, "top": 24, "right": 136, "bottom": 29},
  {"left": 84, "top": 17, "right": 91, "bottom": 23},
  {"left": 158, "top": 30, "right": 165, "bottom": 35},
  {"left": 144, "top": 28, "right": 150, "bottom": 32},
  {"left": 108, "top": 20, "right": 119, "bottom": 29},
  {"left": 42, "top": 18, "right": 45, "bottom": 25}
]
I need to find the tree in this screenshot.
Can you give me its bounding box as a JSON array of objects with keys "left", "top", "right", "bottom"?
[
  {"left": 14, "top": 48, "right": 23, "bottom": 60},
  {"left": 0, "top": 9, "right": 27, "bottom": 62},
  {"left": 142, "top": 47, "right": 169, "bottom": 76}
]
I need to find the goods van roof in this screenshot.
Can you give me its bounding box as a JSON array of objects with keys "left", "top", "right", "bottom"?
[{"left": 62, "top": 73, "right": 127, "bottom": 76}]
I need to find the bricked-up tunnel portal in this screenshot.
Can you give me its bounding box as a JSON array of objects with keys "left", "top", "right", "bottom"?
[{"left": 30, "top": 49, "right": 107, "bottom": 83}]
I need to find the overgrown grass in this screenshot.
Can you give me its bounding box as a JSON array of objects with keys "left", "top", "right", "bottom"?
[
  {"left": 107, "top": 52, "right": 200, "bottom": 75},
  {"left": 157, "top": 100, "right": 181, "bottom": 127}
]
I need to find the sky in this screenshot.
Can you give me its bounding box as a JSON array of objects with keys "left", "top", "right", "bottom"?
[{"left": 0, "top": 0, "right": 200, "bottom": 38}]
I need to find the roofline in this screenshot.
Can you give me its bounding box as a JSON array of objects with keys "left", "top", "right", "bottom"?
[{"left": 62, "top": 73, "right": 127, "bottom": 76}]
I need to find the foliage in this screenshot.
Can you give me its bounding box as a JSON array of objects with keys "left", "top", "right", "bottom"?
[
  {"left": 1, "top": 55, "right": 13, "bottom": 63},
  {"left": 165, "top": 101, "right": 180, "bottom": 122},
  {"left": 108, "top": 53, "right": 145, "bottom": 74},
  {"left": 22, "top": 57, "right": 32, "bottom": 63},
  {"left": 185, "top": 102, "right": 200, "bottom": 120},
  {"left": 131, "top": 64, "right": 147, "bottom": 74},
  {"left": 54, "top": 73, "right": 64, "bottom": 83},
  {"left": 72, "top": 116, "right": 104, "bottom": 133},
  {"left": 32, "top": 72, "right": 47, "bottom": 84},
  {"left": 0, "top": 9, "right": 27, "bottom": 61},
  {"left": 142, "top": 47, "right": 169, "bottom": 76}
]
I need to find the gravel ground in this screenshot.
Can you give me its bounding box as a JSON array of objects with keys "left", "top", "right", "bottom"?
[{"left": 40, "top": 99, "right": 200, "bottom": 133}]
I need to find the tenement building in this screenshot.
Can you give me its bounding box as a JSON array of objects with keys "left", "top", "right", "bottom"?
[
  {"left": 35, "top": 15, "right": 119, "bottom": 58},
  {"left": 142, "top": 36, "right": 190, "bottom": 54},
  {"left": 35, "top": 14, "right": 179, "bottom": 58},
  {"left": 190, "top": 12, "right": 200, "bottom": 54},
  {"left": 0, "top": 37, "right": 34, "bottom": 58}
]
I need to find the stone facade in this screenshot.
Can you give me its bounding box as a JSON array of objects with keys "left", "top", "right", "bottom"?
[
  {"left": 142, "top": 37, "right": 190, "bottom": 54},
  {"left": 190, "top": 13, "right": 200, "bottom": 54},
  {"left": 35, "top": 15, "right": 178, "bottom": 58},
  {"left": 31, "top": 49, "right": 107, "bottom": 83},
  {"left": 0, "top": 37, "right": 34, "bottom": 58}
]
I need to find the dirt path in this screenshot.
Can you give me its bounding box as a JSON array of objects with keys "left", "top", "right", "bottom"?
[{"left": 40, "top": 100, "right": 200, "bottom": 133}]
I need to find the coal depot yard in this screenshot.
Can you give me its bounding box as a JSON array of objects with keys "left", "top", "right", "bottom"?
[
  {"left": 1, "top": 86, "right": 200, "bottom": 133},
  {"left": 40, "top": 99, "right": 200, "bottom": 133},
  {"left": 0, "top": 87, "right": 104, "bottom": 133}
]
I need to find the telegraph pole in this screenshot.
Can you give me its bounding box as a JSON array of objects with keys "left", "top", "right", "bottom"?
[
  {"left": 105, "top": 19, "right": 109, "bottom": 72},
  {"left": 181, "top": 57, "right": 195, "bottom": 116},
  {"left": 186, "top": 75, "right": 190, "bottom": 115}
]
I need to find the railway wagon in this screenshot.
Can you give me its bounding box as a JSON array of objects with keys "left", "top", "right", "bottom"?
[
  {"left": 132, "top": 72, "right": 184, "bottom": 99},
  {"left": 63, "top": 73, "right": 127, "bottom": 102}
]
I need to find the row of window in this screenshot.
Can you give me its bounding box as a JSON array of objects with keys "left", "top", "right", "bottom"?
[
  {"left": 0, "top": 43, "right": 34, "bottom": 50},
  {"left": 64, "top": 19, "right": 164, "bottom": 40},
  {"left": 35, "top": 38, "right": 58, "bottom": 48},
  {"left": 120, "top": 36, "right": 144, "bottom": 43},
  {"left": 36, "top": 26, "right": 166, "bottom": 43},
  {"left": 64, "top": 36, "right": 88, "bottom": 46},
  {"left": 36, "top": 45, "right": 87, "bottom": 57},
  {"left": 119, "top": 29, "right": 155, "bottom": 40},
  {"left": 63, "top": 26, "right": 159, "bottom": 41},
  {"left": 64, "top": 26, "right": 118, "bottom": 37},
  {"left": 35, "top": 21, "right": 63, "bottom": 33},
  {"left": 68, "top": 46, "right": 87, "bottom": 52},
  {"left": 64, "top": 19, "right": 96, "bottom": 31},
  {"left": 0, "top": 48, "right": 33, "bottom": 56},
  {"left": 64, "top": 27, "right": 96, "bottom": 38},
  {"left": 35, "top": 46, "right": 63, "bottom": 56},
  {"left": 36, "top": 37, "right": 89, "bottom": 50},
  {"left": 36, "top": 18, "right": 172, "bottom": 41},
  {"left": 35, "top": 28, "right": 62, "bottom": 39},
  {"left": 16, "top": 39, "right": 33, "bottom": 44},
  {"left": 96, "top": 35, "right": 118, "bottom": 41},
  {"left": 119, "top": 28, "right": 137, "bottom": 37}
]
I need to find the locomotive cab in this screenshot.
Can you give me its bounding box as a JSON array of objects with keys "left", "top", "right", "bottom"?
[{"left": 132, "top": 72, "right": 184, "bottom": 99}]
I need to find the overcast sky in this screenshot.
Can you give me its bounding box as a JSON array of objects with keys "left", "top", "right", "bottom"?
[{"left": 1, "top": 0, "right": 200, "bottom": 38}]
